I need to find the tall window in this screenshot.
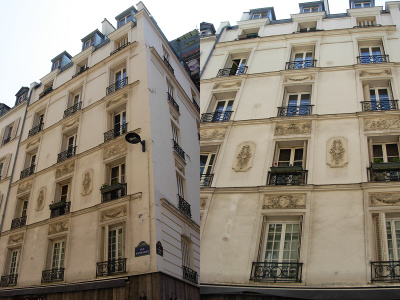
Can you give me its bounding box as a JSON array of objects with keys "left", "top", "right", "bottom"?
[
  {"left": 51, "top": 240, "right": 65, "bottom": 269},
  {"left": 113, "top": 111, "right": 127, "bottom": 138},
  {"left": 177, "top": 174, "right": 185, "bottom": 199},
  {"left": 358, "top": 40, "right": 386, "bottom": 63},
  {"left": 370, "top": 87, "right": 390, "bottom": 110},
  {"left": 286, "top": 93, "right": 310, "bottom": 115},
  {"left": 115, "top": 68, "right": 127, "bottom": 89},
  {"left": 172, "top": 124, "right": 180, "bottom": 144},
  {"left": 293, "top": 52, "right": 313, "bottom": 68},
  {"left": 229, "top": 57, "right": 247, "bottom": 75},
  {"left": 163, "top": 47, "right": 170, "bottom": 61},
  {"left": 181, "top": 237, "right": 191, "bottom": 268},
  {"left": 277, "top": 148, "right": 304, "bottom": 167},
  {"left": 110, "top": 163, "right": 125, "bottom": 184},
  {"left": 108, "top": 227, "right": 124, "bottom": 261},
  {"left": 8, "top": 249, "right": 20, "bottom": 275},
  {"left": 200, "top": 153, "right": 215, "bottom": 187},
  {"left": 372, "top": 143, "right": 400, "bottom": 163},
  {"left": 212, "top": 100, "right": 233, "bottom": 122},
  {"left": 60, "top": 184, "right": 69, "bottom": 202}
]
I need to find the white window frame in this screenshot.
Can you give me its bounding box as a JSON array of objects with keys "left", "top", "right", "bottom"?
[
  {"left": 163, "top": 47, "right": 170, "bottom": 61},
  {"left": 252, "top": 13, "right": 268, "bottom": 19},
  {"left": 372, "top": 142, "right": 400, "bottom": 163},
  {"left": 354, "top": 1, "right": 371, "bottom": 8},
  {"left": 200, "top": 153, "right": 216, "bottom": 176},
  {"left": 286, "top": 92, "right": 311, "bottom": 107},
  {"left": 176, "top": 173, "right": 185, "bottom": 199},
  {"left": 303, "top": 7, "right": 319, "bottom": 13},
  {"left": 110, "top": 163, "right": 125, "bottom": 185},
  {"left": 51, "top": 239, "right": 66, "bottom": 269},
  {"left": 277, "top": 147, "right": 304, "bottom": 167},
  {"left": 181, "top": 236, "right": 193, "bottom": 268},
  {"left": 106, "top": 225, "right": 124, "bottom": 261},
  {"left": 8, "top": 248, "right": 20, "bottom": 275},
  {"left": 116, "top": 37, "right": 128, "bottom": 48}
]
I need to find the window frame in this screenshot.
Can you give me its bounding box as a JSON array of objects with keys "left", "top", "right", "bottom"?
[
  {"left": 50, "top": 239, "right": 66, "bottom": 269},
  {"left": 372, "top": 142, "right": 400, "bottom": 163},
  {"left": 303, "top": 7, "right": 319, "bottom": 13},
  {"left": 354, "top": 1, "right": 371, "bottom": 8},
  {"left": 7, "top": 248, "right": 21, "bottom": 275}
]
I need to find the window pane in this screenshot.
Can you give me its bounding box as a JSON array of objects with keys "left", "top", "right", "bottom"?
[
  {"left": 378, "top": 89, "right": 389, "bottom": 101},
  {"left": 279, "top": 149, "right": 291, "bottom": 164},
  {"left": 300, "top": 94, "right": 310, "bottom": 106},
  {"left": 294, "top": 148, "right": 304, "bottom": 161},
  {"left": 373, "top": 145, "right": 383, "bottom": 159},
  {"left": 386, "top": 144, "right": 399, "bottom": 159}
]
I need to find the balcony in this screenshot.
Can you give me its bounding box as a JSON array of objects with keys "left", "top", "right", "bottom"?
[
  {"left": 106, "top": 77, "right": 128, "bottom": 95},
  {"left": 267, "top": 166, "right": 308, "bottom": 185},
  {"left": 361, "top": 100, "right": 398, "bottom": 111},
  {"left": 96, "top": 258, "right": 127, "bottom": 277},
  {"left": 0, "top": 274, "right": 18, "bottom": 287},
  {"left": 163, "top": 57, "right": 175, "bottom": 75},
  {"left": 39, "top": 87, "right": 53, "bottom": 99},
  {"left": 237, "top": 33, "right": 259, "bottom": 40},
  {"left": 353, "top": 24, "right": 382, "bottom": 29},
  {"left": 167, "top": 92, "right": 180, "bottom": 112},
  {"left": 173, "top": 140, "right": 186, "bottom": 161},
  {"left": 371, "top": 261, "right": 400, "bottom": 282},
  {"left": 20, "top": 165, "right": 35, "bottom": 179},
  {"left": 28, "top": 123, "right": 44, "bottom": 137},
  {"left": 250, "top": 262, "right": 303, "bottom": 283},
  {"left": 41, "top": 268, "right": 64, "bottom": 283},
  {"left": 217, "top": 66, "right": 248, "bottom": 77},
  {"left": 368, "top": 162, "right": 400, "bottom": 182},
  {"left": 285, "top": 60, "right": 317, "bottom": 70},
  {"left": 201, "top": 111, "right": 233, "bottom": 123},
  {"left": 104, "top": 123, "right": 128, "bottom": 143},
  {"left": 57, "top": 146, "right": 76, "bottom": 163},
  {"left": 49, "top": 201, "right": 71, "bottom": 218},
  {"left": 110, "top": 42, "right": 131, "bottom": 56},
  {"left": 72, "top": 66, "right": 89, "bottom": 79},
  {"left": 192, "top": 98, "right": 200, "bottom": 112},
  {"left": 183, "top": 266, "right": 198, "bottom": 284},
  {"left": 11, "top": 216, "right": 26, "bottom": 230},
  {"left": 100, "top": 183, "right": 127, "bottom": 203},
  {"left": 277, "top": 105, "right": 313, "bottom": 116},
  {"left": 200, "top": 174, "right": 214, "bottom": 187},
  {"left": 63, "top": 102, "right": 82, "bottom": 118},
  {"left": 178, "top": 195, "right": 191, "bottom": 218},
  {"left": 357, "top": 55, "right": 389, "bottom": 64}
]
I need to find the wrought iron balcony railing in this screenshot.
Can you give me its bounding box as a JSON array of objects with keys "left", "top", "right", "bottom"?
[
  {"left": 250, "top": 262, "right": 303, "bottom": 283},
  {"left": 20, "top": 164, "right": 35, "bottom": 179},
  {"left": 100, "top": 183, "right": 127, "bottom": 203},
  {"left": 183, "top": 266, "right": 198, "bottom": 284},
  {"left": 2, "top": 136, "right": 11, "bottom": 145},
  {"left": 28, "top": 123, "right": 44, "bottom": 137},
  {"left": 173, "top": 140, "right": 186, "bottom": 161},
  {"left": 0, "top": 274, "right": 18, "bottom": 287},
  {"left": 353, "top": 24, "right": 382, "bottom": 28},
  {"left": 110, "top": 42, "right": 131, "bottom": 56},
  {"left": 178, "top": 195, "right": 191, "bottom": 218},
  {"left": 104, "top": 123, "right": 128, "bottom": 143},
  {"left": 285, "top": 60, "right": 317, "bottom": 69},
  {"left": 200, "top": 174, "right": 214, "bottom": 187},
  {"left": 11, "top": 216, "right": 26, "bottom": 230},
  {"left": 361, "top": 100, "right": 398, "bottom": 111},
  {"left": 57, "top": 146, "right": 76, "bottom": 163},
  {"left": 39, "top": 87, "right": 53, "bottom": 99},
  {"left": 163, "top": 57, "right": 174, "bottom": 75},
  {"left": 357, "top": 55, "right": 389, "bottom": 64},
  {"left": 63, "top": 102, "right": 82, "bottom": 118},
  {"left": 50, "top": 201, "right": 71, "bottom": 218},
  {"left": 106, "top": 77, "right": 128, "bottom": 95},
  {"left": 277, "top": 105, "right": 313, "bottom": 116},
  {"left": 371, "top": 261, "right": 400, "bottom": 282},
  {"left": 167, "top": 92, "right": 180, "bottom": 112},
  {"left": 72, "top": 66, "right": 89, "bottom": 78},
  {"left": 201, "top": 111, "right": 233, "bottom": 123},
  {"left": 41, "top": 268, "right": 64, "bottom": 283},
  {"left": 96, "top": 258, "right": 127, "bottom": 277},
  {"left": 368, "top": 163, "right": 400, "bottom": 182},
  {"left": 267, "top": 167, "right": 308, "bottom": 185},
  {"left": 192, "top": 98, "right": 200, "bottom": 112},
  {"left": 217, "top": 66, "right": 248, "bottom": 77}
]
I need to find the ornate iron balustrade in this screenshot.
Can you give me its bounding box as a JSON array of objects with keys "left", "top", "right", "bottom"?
[
  {"left": 0, "top": 274, "right": 18, "bottom": 287},
  {"left": 192, "top": 98, "right": 200, "bottom": 112},
  {"left": 173, "top": 140, "right": 186, "bottom": 161},
  {"left": 201, "top": 111, "right": 233, "bottom": 123},
  {"left": 110, "top": 42, "right": 131, "bottom": 56},
  {"left": 96, "top": 258, "right": 127, "bottom": 277},
  {"left": 163, "top": 57, "right": 175, "bottom": 75},
  {"left": 2, "top": 136, "right": 11, "bottom": 145},
  {"left": 20, "top": 164, "right": 35, "bottom": 179},
  {"left": 39, "top": 87, "right": 53, "bottom": 99},
  {"left": 50, "top": 201, "right": 71, "bottom": 218},
  {"left": 106, "top": 77, "right": 128, "bottom": 95},
  {"left": 93, "top": 38, "right": 110, "bottom": 52},
  {"left": 250, "top": 262, "right": 303, "bottom": 283},
  {"left": 28, "top": 123, "right": 44, "bottom": 137},
  {"left": 267, "top": 168, "right": 308, "bottom": 185},
  {"left": 11, "top": 216, "right": 26, "bottom": 229},
  {"left": 200, "top": 174, "right": 214, "bottom": 187},
  {"left": 101, "top": 183, "right": 127, "bottom": 203},
  {"left": 178, "top": 195, "right": 191, "bottom": 218},
  {"left": 104, "top": 123, "right": 128, "bottom": 142},
  {"left": 371, "top": 261, "right": 400, "bottom": 282},
  {"left": 368, "top": 165, "right": 400, "bottom": 182},
  {"left": 357, "top": 55, "right": 389, "bottom": 64},
  {"left": 286, "top": 60, "right": 317, "bottom": 69},
  {"left": 183, "top": 266, "right": 198, "bottom": 283},
  {"left": 167, "top": 92, "right": 180, "bottom": 112},
  {"left": 59, "top": 61, "right": 74, "bottom": 73},
  {"left": 361, "top": 100, "right": 398, "bottom": 111},
  {"left": 72, "top": 66, "right": 89, "bottom": 78},
  {"left": 217, "top": 66, "right": 248, "bottom": 77},
  {"left": 277, "top": 105, "right": 313, "bottom": 116},
  {"left": 41, "top": 268, "right": 64, "bottom": 283},
  {"left": 57, "top": 146, "right": 76, "bottom": 163},
  {"left": 63, "top": 102, "right": 82, "bottom": 118}
]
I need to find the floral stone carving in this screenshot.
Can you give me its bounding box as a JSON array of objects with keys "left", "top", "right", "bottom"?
[
  {"left": 263, "top": 194, "right": 306, "bottom": 209},
  {"left": 48, "top": 220, "right": 69, "bottom": 235},
  {"left": 104, "top": 141, "right": 127, "bottom": 160},
  {"left": 370, "top": 193, "right": 400, "bottom": 206},
  {"left": 101, "top": 205, "right": 127, "bottom": 221},
  {"left": 275, "top": 122, "right": 311, "bottom": 136},
  {"left": 8, "top": 234, "right": 24, "bottom": 244},
  {"left": 81, "top": 169, "right": 94, "bottom": 196},
  {"left": 56, "top": 162, "right": 75, "bottom": 179},
  {"left": 36, "top": 187, "right": 46, "bottom": 211},
  {"left": 200, "top": 129, "right": 227, "bottom": 141},
  {"left": 18, "top": 180, "right": 33, "bottom": 194},
  {"left": 233, "top": 142, "right": 255, "bottom": 172},
  {"left": 364, "top": 117, "right": 400, "bottom": 131},
  {"left": 327, "top": 137, "right": 348, "bottom": 168}
]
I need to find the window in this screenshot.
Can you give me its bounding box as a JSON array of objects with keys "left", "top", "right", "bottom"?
[
  {"left": 51, "top": 240, "right": 65, "bottom": 270},
  {"left": 362, "top": 80, "right": 396, "bottom": 111},
  {"left": 303, "top": 7, "right": 319, "bottom": 13},
  {"left": 277, "top": 148, "right": 304, "bottom": 167},
  {"left": 163, "top": 47, "right": 170, "bottom": 61},
  {"left": 172, "top": 123, "right": 180, "bottom": 144},
  {"left": 368, "top": 137, "right": 400, "bottom": 181},
  {"left": 298, "top": 21, "right": 318, "bottom": 33},
  {"left": 293, "top": 52, "right": 313, "bottom": 68},
  {"left": 29, "top": 112, "right": 44, "bottom": 137},
  {"left": 16, "top": 94, "right": 25, "bottom": 105},
  {"left": 108, "top": 226, "right": 124, "bottom": 261},
  {"left": 50, "top": 180, "right": 71, "bottom": 217},
  {"left": 181, "top": 236, "right": 197, "bottom": 283},
  {"left": 58, "top": 130, "right": 77, "bottom": 163},
  {"left": 11, "top": 196, "right": 28, "bottom": 229},
  {"left": 0, "top": 154, "right": 11, "bottom": 180},
  {"left": 252, "top": 13, "right": 268, "bottom": 19},
  {"left": 214, "top": 100, "right": 234, "bottom": 122},
  {"left": 116, "top": 37, "right": 128, "bottom": 49},
  {"left": 115, "top": 67, "right": 127, "bottom": 88},
  {"left": 358, "top": 40, "right": 387, "bottom": 64},
  {"left": 84, "top": 38, "right": 93, "bottom": 50},
  {"left": 113, "top": 111, "right": 127, "bottom": 138},
  {"left": 228, "top": 55, "right": 248, "bottom": 76},
  {"left": 181, "top": 237, "right": 192, "bottom": 268},
  {"left": 356, "top": 17, "right": 376, "bottom": 27},
  {"left": 200, "top": 153, "right": 216, "bottom": 187},
  {"left": 53, "top": 60, "right": 60, "bottom": 70},
  {"left": 2, "top": 125, "right": 13, "bottom": 145},
  {"left": 8, "top": 249, "right": 20, "bottom": 275},
  {"left": 101, "top": 159, "right": 127, "bottom": 202},
  {"left": 41, "top": 239, "right": 66, "bottom": 283},
  {"left": 354, "top": 2, "right": 371, "bottom": 8},
  {"left": 177, "top": 174, "right": 185, "bottom": 199},
  {"left": 372, "top": 143, "right": 399, "bottom": 163},
  {"left": 21, "top": 149, "right": 36, "bottom": 179},
  {"left": 279, "top": 85, "right": 312, "bottom": 116},
  {"left": 110, "top": 163, "right": 125, "bottom": 185}
]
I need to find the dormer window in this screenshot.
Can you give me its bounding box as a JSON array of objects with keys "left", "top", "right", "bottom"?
[
  {"left": 303, "top": 7, "right": 319, "bottom": 13},
  {"left": 84, "top": 39, "right": 93, "bottom": 50},
  {"left": 119, "top": 16, "right": 129, "bottom": 27},
  {"left": 52, "top": 60, "right": 60, "bottom": 71},
  {"left": 354, "top": 2, "right": 371, "bottom": 8},
  {"left": 252, "top": 13, "right": 268, "bottom": 19},
  {"left": 115, "top": 6, "right": 137, "bottom": 28}
]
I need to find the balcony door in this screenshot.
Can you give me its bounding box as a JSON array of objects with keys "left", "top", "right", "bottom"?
[
  {"left": 277, "top": 148, "right": 304, "bottom": 167},
  {"left": 370, "top": 87, "right": 390, "bottom": 110},
  {"left": 51, "top": 240, "right": 65, "bottom": 270},
  {"left": 110, "top": 163, "right": 125, "bottom": 185},
  {"left": 115, "top": 68, "right": 127, "bottom": 88},
  {"left": 113, "top": 111, "right": 126, "bottom": 138},
  {"left": 386, "top": 219, "right": 400, "bottom": 261},
  {"left": 360, "top": 46, "right": 383, "bottom": 63},
  {"left": 60, "top": 184, "right": 69, "bottom": 203},
  {"left": 230, "top": 58, "right": 247, "bottom": 75},
  {"left": 200, "top": 153, "right": 215, "bottom": 186},
  {"left": 8, "top": 249, "right": 20, "bottom": 275},
  {"left": 287, "top": 93, "right": 310, "bottom": 115},
  {"left": 108, "top": 227, "right": 123, "bottom": 261},
  {"left": 293, "top": 52, "right": 313, "bottom": 68},
  {"left": 372, "top": 143, "right": 400, "bottom": 163},
  {"left": 213, "top": 100, "right": 233, "bottom": 122}
]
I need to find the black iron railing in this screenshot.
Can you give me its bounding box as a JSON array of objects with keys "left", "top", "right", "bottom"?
[
  {"left": 20, "top": 165, "right": 35, "bottom": 180},
  {"left": 96, "top": 258, "right": 127, "bottom": 277},
  {"left": 2, "top": 136, "right": 11, "bottom": 145},
  {"left": 286, "top": 60, "right": 317, "bottom": 69},
  {"left": 371, "top": 261, "right": 400, "bottom": 282},
  {"left": 267, "top": 168, "right": 308, "bottom": 185},
  {"left": 41, "top": 268, "right": 64, "bottom": 283},
  {"left": 217, "top": 66, "right": 248, "bottom": 77},
  {"left": 63, "top": 102, "right": 82, "bottom": 118},
  {"left": 173, "top": 140, "right": 186, "bottom": 161},
  {"left": 183, "top": 266, "right": 198, "bottom": 283},
  {"left": 357, "top": 55, "right": 389, "bottom": 64},
  {"left": 0, "top": 274, "right": 18, "bottom": 287},
  {"left": 361, "top": 100, "right": 398, "bottom": 111},
  {"left": 100, "top": 183, "right": 127, "bottom": 203},
  {"left": 28, "top": 123, "right": 44, "bottom": 137},
  {"left": 103, "top": 123, "right": 128, "bottom": 143},
  {"left": 39, "top": 87, "right": 53, "bottom": 99},
  {"left": 250, "top": 262, "right": 303, "bottom": 283},
  {"left": 50, "top": 201, "right": 71, "bottom": 218},
  {"left": 167, "top": 92, "right": 180, "bottom": 112},
  {"left": 192, "top": 98, "right": 200, "bottom": 112},
  {"left": 353, "top": 24, "right": 382, "bottom": 28},
  {"left": 201, "top": 111, "right": 233, "bottom": 123},
  {"left": 200, "top": 174, "right": 214, "bottom": 187},
  {"left": 237, "top": 33, "right": 259, "bottom": 40},
  {"left": 178, "top": 195, "right": 191, "bottom": 218},
  {"left": 277, "top": 105, "right": 313, "bottom": 116},
  {"left": 368, "top": 164, "right": 400, "bottom": 182},
  {"left": 59, "top": 62, "right": 74, "bottom": 73},
  {"left": 11, "top": 216, "right": 26, "bottom": 229},
  {"left": 163, "top": 57, "right": 174, "bottom": 75},
  {"left": 93, "top": 39, "right": 110, "bottom": 52},
  {"left": 110, "top": 42, "right": 131, "bottom": 56},
  {"left": 57, "top": 146, "right": 76, "bottom": 163},
  {"left": 106, "top": 77, "right": 128, "bottom": 95},
  {"left": 72, "top": 66, "right": 89, "bottom": 78}
]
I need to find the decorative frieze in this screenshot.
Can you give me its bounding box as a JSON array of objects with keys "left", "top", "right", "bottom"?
[
  {"left": 106, "top": 93, "right": 128, "bottom": 108},
  {"left": 284, "top": 74, "right": 314, "bottom": 83},
  {"left": 104, "top": 141, "right": 127, "bottom": 160},
  {"left": 62, "top": 117, "right": 79, "bottom": 131},
  {"left": 359, "top": 69, "right": 391, "bottom": 77},
  {"left": 36, "top": 187, "right": 46, "bottom": 211},
  {"left": 327, "top": 137, "right": 348, "bottom": 168},
  {"left": 263, "top": 194, "right": 306, "bottom": 209},
  {"left": 18, "top": 180, "right": 33, "bottom": 194},
  {"left": 56, "top": 162, "right": 75, "bottom": 179},
  {"left": 8, "top": 234, "right": 24, "bottom": 245},
  {"left": 48, "top": 220, "right": 69, "bottom": 235},
  {"left": 27, "top": 137, "right": 41, "bottom": 149},
  {"left": 274, "top": 122, "right": 311, "bottom": 136},
  {"left": 233, "top": 142, "right": 255, "bottom": 172},
  {"left": 213, "top": 81, "right": 241, "bottom": 89},
  {"left": 81, "top": 169, "right": 94, "bottom": 196},
  {"left": 364, "top": 117, "right": 400, "bottom": 131},
  {"left": 100, "top": 205, "right": 127, "bottom": 221},
  {"left": 370, "top": 193, "right": 400, "bottom": 206},
  {"left": 200, "top": 128, "right": 227, "bottom": 141}
]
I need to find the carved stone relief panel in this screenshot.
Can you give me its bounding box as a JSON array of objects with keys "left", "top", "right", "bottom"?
[
  {"left": 370, "top": 193, "right": 400, "bottom": 206},
  {"left": 8, "top": 234, "right": 24, "bottom": 245},
  {"left": 364, "top": 117, "right": 400, "bottom": 131},
  {"left": 359, "top": 69, "right": 391, "bottom": 77},
  {"left": 263, "top": 194, "right": 306, "bottom": 209},
  {"left": 48, "top": 220, "right": 69, "bottom": 235},
  {"left": 100, "top": 205, "right": 127, "bottom": 222},
  {"left": 274, "top": 122, "right": 311, "bottom": 136},
  {"left": 36, "top": 187, "right": 46, "bottom": 211},
  {"left": 327, "top": 137, "right": 348, "bottom": 168},
  {"left": 62, "top": 117, "right": 80, "bottom": 131},
  {"left": 106, "top": 93, "right": 128, "bottom": 108},
  {"left": 81, "top": 169, "right": 94, "bottom": 196},
  {"left": 103, "top": 141, "right": 127, "bottom": 160},
  {"left": 18, "top": 180, "right": 33, "bottom": 194},
  {"left": 56, "top": 162, "right": 75, "bottom": 179},
  {"left": 284, "top": 74, "right": 315, "bottom": 83},
  {"left": 213, "top": 81, "right": 241, "bottom": 89},
  {"left": 200, "top": 128, "right": 227, "bottom": 141},
  {"left": 233, "top": 142, "right": 255, "bottom": 172}
]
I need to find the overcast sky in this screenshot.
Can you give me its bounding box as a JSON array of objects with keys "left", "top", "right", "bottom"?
[{"left": 0, "top": 0, "right": 388, "bottom": 107}]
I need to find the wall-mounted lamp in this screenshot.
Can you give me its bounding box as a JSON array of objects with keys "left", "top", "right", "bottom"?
[
  {"left": 125, "top": 132, "right": 146, "bottom": 152},
  {"left": 139, "top": 291, "right": 147, "bottom": 300}
]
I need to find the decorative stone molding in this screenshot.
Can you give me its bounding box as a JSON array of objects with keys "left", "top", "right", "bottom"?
[
  {"left": 56, "top": 162, "right": 75, "bottom": 179},
  {"left": 36, "top": 187, "right": 46, "bottom": 211},
  {"left": 359, "top": 69, "right": 391, "bottom": 77},
  {"left": 364, "top": 117, "right": 400, "bottom": 131},
  {"left": 48, "top": 220, "right": 69, "bottom": 235},
  {"left": 100, "top": 205, "right": 127, "bottom": 222},
  {"left": 233, "top": 142, "right": 255, "bottom": 172},
  {"left": 27, "top": 137, "right": 41, "bottom": 149},
  {"left": 213, "top": 81, "right": 241, "bottom": 89},
  {"left": 18, "top": 180, "right": 33, "bottom": 194},
  {"left": 263, "top": 194, "right": 306, "bottom": 209},
  {"left": 175, "top": 160, "right": 185, "bottom": 175},
  {"left": 63, "top": 117, "right": 79, "bottom": 131},
  {"left": 106, "top": 93, "right": 128, "bottom": 108},
  {"left": 370, "top": 193, "right": 400, "bottom": 206},
  {"left": 284, "top": 74, "right": 314, "bottom": 82},
  {"left": 200, "top": 197, "right": 208, "bottom": 210},
  {"left": 8, "top": 234, "right": 24, "bottom": 245},
  {"left": 104, "top": 141, "right": 127, "bottom": 160},
  {"left": 327, "top": 137, "right": 348, "bottom": 168},
  {"left": 169, "top": 107, "right": 180, "bottom": 122},
  {"left": 200, "top": 128, "right": 227, "bottom": 141},
  {"left": 274, "top": 122, "right": 311, "bottom": 136},
  {"left": 81, "top": 169, "right": 94, "bottom": 196}
]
